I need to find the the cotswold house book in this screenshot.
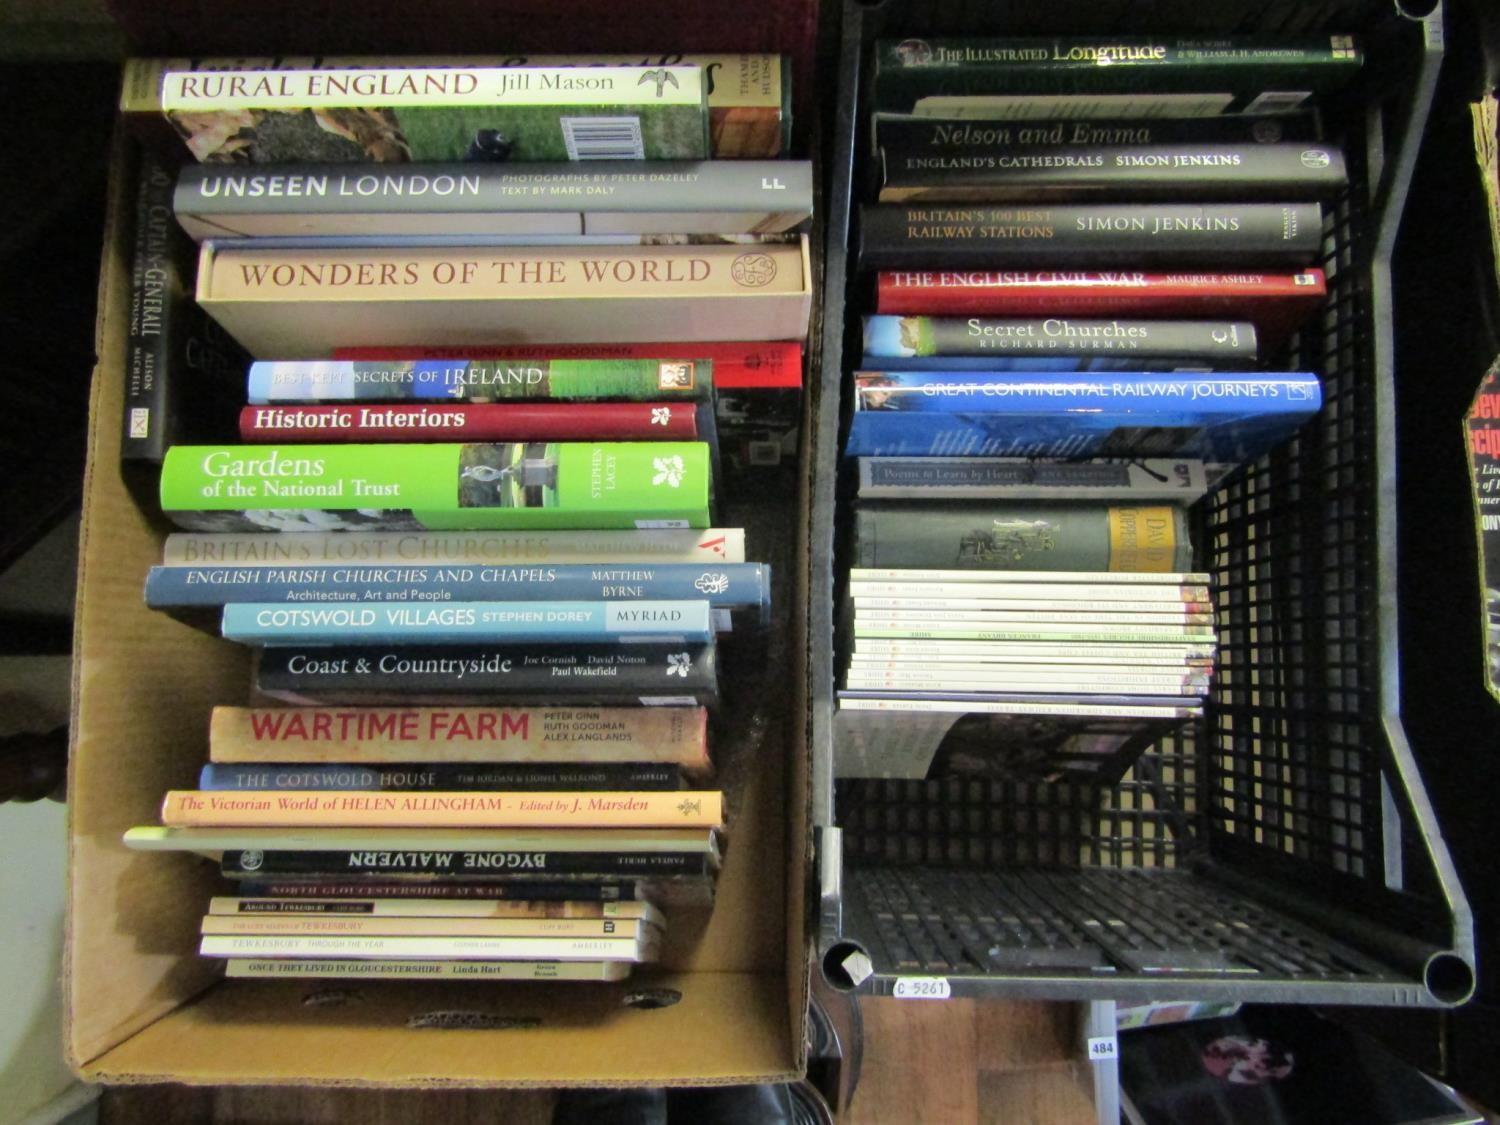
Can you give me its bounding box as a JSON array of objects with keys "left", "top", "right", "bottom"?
[
  {"left": 198, "top": 762, "right": 686, "bottom": 792},
  {"left": 174, "top": 161, "right": 814, "bottom": 239},
  {"left": 122, "top": 54, "right": 792, "bottom": 158},
  {"left": 195, "top": 240, "right": 812, "bottom": 351},
  {"left": 157, "top": 442, "right": 712, "bottom": 532},
  {"left": 154, "top": 64, "right": 710, "bottom": 163}
]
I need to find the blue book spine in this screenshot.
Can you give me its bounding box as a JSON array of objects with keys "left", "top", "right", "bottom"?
[
  {"left": 846, "top": 371, "right": 1321, "bottom": 462},
  {"left": 860, "top": 354, "right": 1224, "bottom": 372},
  {"left": 220, "top": 600, "right": 713, "bottom": 646},
  {"left": 146, "top": 562, "right": 769, "bottom": 621}
]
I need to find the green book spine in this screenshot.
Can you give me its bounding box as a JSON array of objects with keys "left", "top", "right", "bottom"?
[
  {"left": 160, "top": 442, "right": 710, "bottom": 532},
  {"left": 853, "top": 503, "right": 1192, "bottom": 572}
]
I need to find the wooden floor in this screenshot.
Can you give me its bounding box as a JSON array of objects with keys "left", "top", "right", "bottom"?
[{"left": 99, "top": 1000, "right": 1095, "bottom": 1125}]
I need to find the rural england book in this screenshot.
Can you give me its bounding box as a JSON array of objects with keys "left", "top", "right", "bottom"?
[
  {"left": 859, "top": 203, "right": 1323, "bottom": 270},
  {"left": 195, "top": 240, "right": 811, "bottom": 352},
  {"left": 174, "top": 160, "right": 813, "bottom": 239},
  {"left": 846, "top": 371, "right": 1322, "bottom": 462},
  {"left": 158, "top": 442, "right": 711, "bottom": 532},
  {"left": 156, "top": 64, "right": 710, "bottom": 163}
]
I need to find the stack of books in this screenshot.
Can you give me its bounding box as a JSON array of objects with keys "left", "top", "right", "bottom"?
[
  {"left": 836, "top": 34, "right": 1358, "bottom": 782},
  {"left": 120, "top": 54, "right": 811, "bottom": 983}
]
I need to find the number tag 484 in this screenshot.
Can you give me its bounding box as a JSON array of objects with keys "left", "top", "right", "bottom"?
[{"left": 892, "top": 976, "right": 951, "bottom": 1000}]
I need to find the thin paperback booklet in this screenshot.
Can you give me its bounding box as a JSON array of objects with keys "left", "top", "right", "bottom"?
[{"left": 846, "top": 371, "right": 1321, "bottom": 461}]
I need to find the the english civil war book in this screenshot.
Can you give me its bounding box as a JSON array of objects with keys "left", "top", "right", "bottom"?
[{"left": 121, "top": 145, "right": 247, "bottom": 469}]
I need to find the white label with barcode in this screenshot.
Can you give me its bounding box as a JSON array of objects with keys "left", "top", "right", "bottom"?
[
  {"left": 639, "top": 695, "right": 699, "bottom": 706},
  {"left": 1088, "top": 1036, "right": 1119, "bottom": 1061},
  {"left": 892, "top": 977, "right": 951, "bottom": 1000},
  {"left": 561, "top": 116, "right": 645, "bottom": 160},
  {"left": 128, "top": 407, "right": 150, "bottom": 438}
]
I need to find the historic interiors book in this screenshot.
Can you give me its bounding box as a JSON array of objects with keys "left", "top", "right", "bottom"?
[
  {"left": 195, "top": 239, "right": 812, "bottom": 352},
  {"left": 157, "top": 442, "right": 712, "bottom": 532}
]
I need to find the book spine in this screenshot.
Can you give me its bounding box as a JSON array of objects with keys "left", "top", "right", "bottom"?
[
  {"left": 852, "top": 370, "right": 1318, "bottom": 411},
  {"left": 201, "top": 914, "right": 655, "bottom": 938},
  {"left": 238, "top": 402, "right": 699, "bottom": 441},
  {"left": 146, "top": 561, "right": 768, "bottom": 613},
  {"left": 174, "top": 161, "right": 812, "bottom": 237},
  {"left": 843, "top": 672, "right": 1206, "bottom": 695},
  {"left": 851, "top": 644, "right": 1214, "bottom": 664},
  {"left": 224, "top": 958, "right": 630, "bottom": 981},
  {"left": 163, "top": 528, "right": 747, "bottom": 565},
  {"left": 220, "top": 600, "right": 715, "bottom": 645},
  {"left": 209, "top": 896, "right": 662, "bottom": 923},
  {"left": 158, "top": 442, "right": 712, "bottom": 533},
  {"left": 847, "top": 580, "right": 1207, "bottom": 602},
  {"left": 858, "top": 203, "right": 1324, "bottom": 270},
  {"left": 857, "top": 457, "right": 1210, "bottom": 501},
  {"left": 222, "top": 848, "right": 713, "bottom": 878},
  {"left": 853, "top": 624, "right": 1215, "bottom": 642},
  {"left": 163, "top": 789, "right": 723, "bottom": 828},
  {"left": 199, "top": 762, "right": 685, "bottom": 791},
  {"left": 878, "top": 143, "right": 1347, "bottom": 203},
  {"left": 198, "top": 933, "right": 656, "bottom": 961},
  {"left": 877, "top": 116, "right": 1319, "bottom": 154},
  {"left": 247, "top": 359, "right": 711, "bottom": 404},
  {"left": 852, "top": 597, "right": 1208, "bottom": 618},
  {"left": 208, "top": 705, "right": 708, "bottom": 769},
  {"left": 862, "top": 316, "right": 1255, "bottom": 362},
  {"left": 252, "top": 642, "right": 719, "bottom": 708},
  {"left": 853, "top": 504, "right": 1192, "bottom": 572},
  {"left": 836, "top": 693, "right": 1200, "bottom": 719},
  {"left": 237, "top": 879, "right": 640, "bottom": 901}
]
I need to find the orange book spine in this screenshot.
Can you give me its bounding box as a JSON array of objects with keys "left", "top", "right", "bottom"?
[{"left": 160, "top": 789, "right": 722, "bottom": 829}]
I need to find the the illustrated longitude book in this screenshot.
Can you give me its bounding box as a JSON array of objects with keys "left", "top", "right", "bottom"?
[
  {"left": 155, "top": 65, "right": 710, "bottom": 164},
  {"left": 157, "top": 441, "right": 711, "bottom": 532},
  {"left": 121, "top": 54, "right": 791, "bottom": 158}
]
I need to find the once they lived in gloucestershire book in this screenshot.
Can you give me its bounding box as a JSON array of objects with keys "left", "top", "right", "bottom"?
[
  {"left": 194, "top": 239, "right": 812, "bottom": 352},
  {"left": 156, "top": 65, "right": 710, "bottom": 163},
  {"left": 157, "top": 442, "right": 711, "bottom": 532}
]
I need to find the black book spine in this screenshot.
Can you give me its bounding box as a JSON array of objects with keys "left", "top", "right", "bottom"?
[
  {"left": 201, "top": 762, "right": 683, "bottom": 791},
  {"left": 236, "top": 879, "right": 640, "bottom": 901},
  {"left": 858, "top": 203, "right": 1323, "bottom": 270},
  {"left": 222, "top": 849, "right": 713, "bottom": 878},
  {"left": 253, "top": 642, "right": 719, "bottom": 708},
  {"left": 878, "top": 142, "right": 1347, "bottom": 204}
]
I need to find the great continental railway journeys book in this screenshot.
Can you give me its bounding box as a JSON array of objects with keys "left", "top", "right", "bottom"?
[{"left": 157, "top": 442, "right": 712, "bottom": 532}]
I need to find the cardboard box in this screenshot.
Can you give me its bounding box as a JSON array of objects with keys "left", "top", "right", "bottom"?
[{"left": 68, "top": 3, "right": 815, "bottom": 1079}]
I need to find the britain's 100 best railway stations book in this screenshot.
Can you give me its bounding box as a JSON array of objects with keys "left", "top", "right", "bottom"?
[
  {"left": 155, "top": 65, "right": 710, "bottom": 164},
  {"left": 157, "top": 442, "right": 711, "bottom": 532}
]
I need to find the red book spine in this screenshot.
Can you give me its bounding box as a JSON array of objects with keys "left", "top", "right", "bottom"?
[
  {"left": 239, "top": 402, "right": 699, "bottom": 442},
  {"left": 332, "top": 342, "right": 804, "bottom": 389}
]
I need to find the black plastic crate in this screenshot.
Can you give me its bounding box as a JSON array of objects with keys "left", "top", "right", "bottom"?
[{"left": 809, "top": 0, "right": 1475, "bottom": 1005}]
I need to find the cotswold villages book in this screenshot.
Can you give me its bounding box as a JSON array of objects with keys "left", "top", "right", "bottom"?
[
  {"left": 208, "top": 704, "right": 710, "bottom": 772},
  {"left": 122, "top": 54, "right": 791, "bottom": 158},
  {"left": 872, "top": 36, "right": 1362, "bottom": 119},
  {"left": 157, "top": 65, "right": 709, "bottom": 163},
  {"left": 174, "top": 161, "right": 813, "bottom": 239},
  {"left": 159, "top": 789, "right": 723, "bottom": 829},
  {"left": 196, "top": 240, "right": 811, "bottom": 352},
  {"left": 157, "top": 442, "right": 711, "bottom": 532}
]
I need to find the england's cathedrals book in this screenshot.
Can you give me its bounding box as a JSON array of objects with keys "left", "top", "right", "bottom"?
[{"left": 157, "top": 442, "right": 711, "bottom": 532}]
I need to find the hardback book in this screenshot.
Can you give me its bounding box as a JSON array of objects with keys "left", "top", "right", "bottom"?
[
  {"left": 120, "top": 147, "right": 247, "bottom": 466},
  {"left": 232, "top": 876, "right": 715, "bottom": 910},
  {"left": 843, "top": 667, "right": 1208, "bottom": 696},
  {"left": 852, "top": 600, "right": 1210, "bottom": 624},
  {"left": 878, "top": 142, "right": 1347, "bottom": 203},
  {"left": 122, "top": 54, "right": 792, "bottom": 158},
  {"left": 198, "top": 932, "right": 660, "bottom": 962},
  {"left": 146, "top": 561, "right": 770, "bottom": 620},
  {"left": 845, "top": 371, "right": 1322, "bottom": 461},
  {"left": 199, "top": 762, "right": 686, "bottom": 792},
  {"left": 252, "top": 642, "right": 720, "bottom": 709},
  {"left": 161, "top": 527, "right": 747, "bottom": 566},
  {"left": 850, "top": 644, "right": 1214, "bottom": 667},
  {"left": 218, "top": 600, "right": 715, "bottom": 646},
  {"left": 872, "top": 36, "right": 1362, "bottom": 119},
  {"left": 200, "top": 914, "right": 660, "bottom": 939},
  {"left": 836, "top": 691, "right": 1202, "bottom": 717},
  {"left": 874, "top": 269, "right": 1328, "bottom": 342},
  {"left": 852, "top": 504, "right": 1194, "bottom": 572},
  {"left": 208, "top": 895, "right": 665, "bottom": 925},
  {"left": 207, "top": 704, "right": 710, "bottom": 773},
  {"left": 852, "top": 619, "right": 1215, "bottom": 644},
  {"left": 157, "top": 441, "right": 712, "bottom": 533},
  {"left": 219, "top": 850, "right": 718, "bottom": 883},
  {"left": 847, "top": 577, "right": 1209, "bottom": 603},
  {"left": 863, "top": 315, "right": 1255, "bottom": 367},
  {"left": 174, "top": 160, "right": 813, "bottom": 239},
  {"left": 239, "top": 401, "right": 700, "bottom": 441},
  {"left": 876, "top": 116, "right": 1320, "bottom": 158},
  {"left": 155, "top": 64, "right": 710, "bottom": 163},
  {"left": 248, "top": 357, "right": 711, "bottom": 404},
  {"left": 237, "top": 879, "right": 645, "bottom": 901},
  {"left": 858, "top": 203, "right": 1323, "bottom": 270},
  {"left": 159, "top": 789, "right": 724, "bottom": 829},
  {"left": 224, "top": 958, "right": 633, "bottom": 981},
  {"left": 194, "top": 239, "right": 812, "bottom": 353},
  {"left": 847, "top": 567, "right": 1210, "bottom": 585},
  {"left": 856, "top": 457, "right": 1212, "bottom": 501}
]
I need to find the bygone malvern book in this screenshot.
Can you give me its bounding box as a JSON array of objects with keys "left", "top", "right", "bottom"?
[
  {"left": 157, "top": 442, "right": 712, "bottom": 532},
  {"left": 195, "top": 240, "right": 812, "bottom": 351}
]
